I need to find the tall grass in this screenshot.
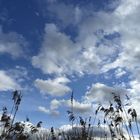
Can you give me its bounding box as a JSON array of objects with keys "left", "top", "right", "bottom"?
[{"left": 0, "top": 90, "right": 140, "bottom": 140}]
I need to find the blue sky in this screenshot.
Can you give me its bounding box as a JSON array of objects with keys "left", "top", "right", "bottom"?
[{"left": 0, "top": 0, "right": 140, "bottom": 128}]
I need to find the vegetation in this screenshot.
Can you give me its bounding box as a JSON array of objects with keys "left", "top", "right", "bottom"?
[{"left": 0, "top": 90, "right": 140, "bottom": 140}]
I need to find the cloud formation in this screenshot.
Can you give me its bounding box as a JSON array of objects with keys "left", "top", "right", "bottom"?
[
  {"left": 32, "top": 22, "right": 119, "bottom": 76},
  {"left": 0, "top": 70, "right": 20, "bottom": 91},
  {"left": 34, "top": 77, "right": 71, "bottom": 96},
  {"left": 38, "top": 106, "right": 59, "bottom": 116},
  {"left": 85, "top": 83, "right": 127, "bottom": 103},
  {"left": 32, "top": 0, "right": 140, "bottom": 104},
  {"left": 0, "top": 26, "right": 27, "bottom": 58}
]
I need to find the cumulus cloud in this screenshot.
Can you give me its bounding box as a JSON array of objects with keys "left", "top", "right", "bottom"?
[
  {"left": 34, "top": 0, "right": 140, "bottom": 81},
  {"left": 32, "top": 22, "right": 120, "bottom": 77},
  {"left": 38, "top": 100, "right": 61, "bottom": 116},
  {"left": 38, "top": 99, "right": 93, "bottom": 115},
  {"left": 47, "top": 3, "right": 82, "bottom": 26},
  {"left": 34, "top": 0, "right": 140, "bottom": 116},
  {"left": 38, "top": 106, "right": 59, "bottom": 116},
  {"left": 115, "top": 0, "right": 140, "bottom": 17},
  {"left": 38, "top": 106, "right": 50, "bottom": 114},
  {"left": 50, "top": 99, "right": 61, "bottom": 110},
  {"left": 49, "top": 99, "right": 92, "bottom": 114},
  {"left": 102, "top": 0, "right": 140, "bottom": 80},
  {"left": 76, "top": 0, "right": 140, "bottom": 83},
  {"left": 129, "top": 80, "right": 140, "bottom": 96},
  {"left": 32, "top": 23, "right": 78, "bottom": 75},
  {"left": 0, "top": 26, "right": 27, "bottom": 57},
  {"left": 34, "top": 77, "right": 71, "bottom": 96},
  {"left": 64, "top": 99, "right": 92, "bottom": 114},
  {"left": 0, "top": 70, "right": 20, "bottom": 91},
  {"left": 85, "top": 83, "right": 127, "bottom": 103}
]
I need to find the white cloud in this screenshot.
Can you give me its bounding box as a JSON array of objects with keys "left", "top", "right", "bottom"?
[
  {"left": 50, "top": 98, "right": 92, "bottom": 114},
  {"left": 32, "top": 23, "right": 118, "bottom": 76},
  {"left": 85, "top": 83, "right": 127, "bottom": 103},
  {"left": 129, "top": 80, "right": 140, "bottom": 96},
  {"left": 59, "top": 124, "right": 72, "bottom": 131},
  {"left": 59, "top": 124, "right": 119, "bottom": 140},
  {"left": 34, "top": 0, "right": 140, "bottom": 80},
  {"left": 8, "top": 66, "right": 29, "bottom": 83},
  {"left": 64, "top": 99, "right": 92, "bottom": 114},
  {"left": 102, "top": 0, "right": 140, "bottom": 80},
  {"left": 77, "top": 0, "right": 140, "bottom": 82},
  {"left": 34, "top": 77, "right": 71, "bottom": 96},
  {"left": 38, "top": 99, "right": 62, "bottom": 116},
  {"left": 38, "top": 106, "right": 59, "bottom": 116},
  {"left": 50, "top": 99, "right": 61, "bottom": 110},
  {"left": 115, "top": 68, "right": 126, "bottom": 78},
  {"left": 34, "top": 0, "right": 140, "bottom": 115},
  {"left": 32, "top": 23, "right": 77, "bottom": 75},
  {"left": 38, "top": 106, "right": 50, "bottom": 114},
  {"left": 115, "top": 0, "right": 140, "bottom": 17},
  {"left": 0, "top": 70, "right": 20, "bottom": 91},
  {"left": 0, "top": 26, "right": 27, "bottom": 57},
  {"left": 47, "top": 3, "right": 82, "bottom": 26}
]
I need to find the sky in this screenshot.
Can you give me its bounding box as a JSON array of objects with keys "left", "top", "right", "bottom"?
[{"left": 0, "top": 0, "right": 140, "bottom": 128}]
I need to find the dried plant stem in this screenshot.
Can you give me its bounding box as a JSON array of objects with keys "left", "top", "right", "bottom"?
[
  {"left": 135, "top": 118, "right": 140, "bottom": 140},
  {"left": 122, "top": 106, "right": 135, "bottom": 140}
]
